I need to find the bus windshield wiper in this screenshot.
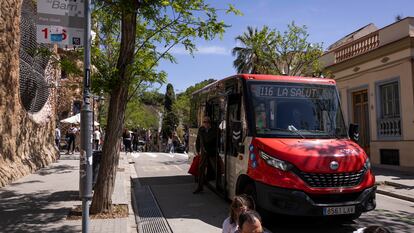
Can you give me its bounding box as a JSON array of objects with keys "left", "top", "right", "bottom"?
[{"left": 287, "top": 125, "right": 305, "bottom": 139}]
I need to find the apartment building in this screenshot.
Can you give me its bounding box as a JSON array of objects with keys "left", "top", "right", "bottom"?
[{"left": 320, "top": 17, "right": 414, "bottom": 169}]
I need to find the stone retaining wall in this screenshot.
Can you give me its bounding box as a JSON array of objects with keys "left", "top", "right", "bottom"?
[{"left": 0, "top": 0, "right": 58, "bottom": 187}]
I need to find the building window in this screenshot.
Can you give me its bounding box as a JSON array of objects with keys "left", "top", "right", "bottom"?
[
  {"left": 377, "top": 81, "right": 401, "bottom": 138},
  {"left": 380, "top": 149, "right": 400, "bottom": 166},
  {"left": 380, "top": 82, "right": 400, "bottom": 118}
]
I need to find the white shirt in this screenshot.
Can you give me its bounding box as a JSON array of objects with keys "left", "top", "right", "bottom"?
[
  {"left": 94, "top": 130, "right": 101, "bottom": 140},
  {"left": 70, "top": 127, "right": 78, "bottom": 134},
  {"left": 222, "top": 217, "right": 238, "bottom": 233},
  {"left": 55, "top": 128, "right": 61, "bottom": 140}
]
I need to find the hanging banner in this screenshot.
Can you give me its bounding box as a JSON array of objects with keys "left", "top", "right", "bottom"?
[{"left": 36, "top": 0, "right": 84, "bottom": 47}]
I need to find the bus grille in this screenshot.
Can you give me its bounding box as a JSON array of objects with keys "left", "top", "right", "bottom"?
[{"left": 295, "top": 169, "right": 366, "bottom": 188}]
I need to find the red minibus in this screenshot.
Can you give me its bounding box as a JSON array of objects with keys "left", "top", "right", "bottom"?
[{"left": 189, "top": 74, "right": 376, "bottom": 220}]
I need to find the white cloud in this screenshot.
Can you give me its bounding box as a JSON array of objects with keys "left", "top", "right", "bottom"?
[{"left": 170, "top": 45, "right": 230, "bottom": 55}]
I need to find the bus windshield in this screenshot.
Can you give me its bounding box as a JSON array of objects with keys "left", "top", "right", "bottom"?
[{"left": 247, "top": 81, "right": 348, "bottom": 139}]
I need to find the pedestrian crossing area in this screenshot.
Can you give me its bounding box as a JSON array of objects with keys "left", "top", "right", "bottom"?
[{"left": 129, "top": 152, "right": 189, "bottom": 159}]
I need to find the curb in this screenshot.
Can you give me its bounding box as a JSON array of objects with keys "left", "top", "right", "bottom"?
[
  {"left": 376, "top": 188, "right": 414, "bottom": 203},
  {"left": 128, "top": 154, "right": 139, "bottom": 233},
  {"left": 376, "top": 180, "right": 413, "bottom": 190},
  {"left": 375, "top": 181, "right": 414, "bottom": 203}
]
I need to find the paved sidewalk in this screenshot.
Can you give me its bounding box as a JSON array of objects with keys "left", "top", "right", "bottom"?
[
  {"left": 0, "top": 152, "right": 135, "bottom": 233},
  {"left": 373, "top": 166, "right": 414, "bottom": 202}
]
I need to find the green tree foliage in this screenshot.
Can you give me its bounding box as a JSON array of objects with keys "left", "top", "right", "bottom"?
[
  {"left": 233, "top": 22, "right": 324, "bottom": 76},
  {"left": 140, "top": 91, "right": 164, "bottom": 106},
  {"left": 164, "top": 83, "right": 175, "bottom": 112},
  {"left": 232, "top": 26, "right": 275, "bottom": 74},
  {"left": 162, "top": 83, "right": 178, "bottom": 137},
  {"left": 174, "top": 79, "right": 216, "bottom": 126},
  {"left": 125, "top": 99, "right": 159, "bottom": 130},
  {"left": 90, "top": 0, "right": 240, "bottom": 214},
  {"left": 162, "top": 111, "right": 179, "bottom": 138}
]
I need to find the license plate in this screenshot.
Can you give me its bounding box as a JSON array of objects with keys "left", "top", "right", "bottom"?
[{"left": 323, "top": 206, "right": 355, "bottom": 215}]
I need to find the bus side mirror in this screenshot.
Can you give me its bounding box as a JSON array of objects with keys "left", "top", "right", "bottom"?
[{"left": 349, "top": 123, "right": 359, "bottom": 143}]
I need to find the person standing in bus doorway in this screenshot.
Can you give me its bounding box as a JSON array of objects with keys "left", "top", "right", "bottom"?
[{"left": 193, "top": 116, "right": 219, "bottom": 194}]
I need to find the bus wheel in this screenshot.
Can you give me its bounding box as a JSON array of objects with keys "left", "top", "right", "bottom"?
[
  {"left": 242, "top": 182, "right": 271, "bottom": 222},
  {"left": 242, "top": 183, "right": 257, "bottom": 205}
]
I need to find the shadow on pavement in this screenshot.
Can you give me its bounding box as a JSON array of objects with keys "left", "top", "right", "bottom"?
[
  {"left": 138, "top": 175, "right": 195, "bottom": 186},
  {"left": 9, "top": 180, "right": 43, "bottom": 187},
  {"left": 265, "top": 208, "right": 414, "bottom": 233},
  {"left": 358, "top": 209, "right": 414, "bottom": 233},
  {"left": 0, "top": 189, "right": 79, "bottom": 233},
  {"left": 37, "top": 164, "right": 77, "bottom": 176},
  {"left": 133, "top": 175, "right": 228, "bottom": 231}
]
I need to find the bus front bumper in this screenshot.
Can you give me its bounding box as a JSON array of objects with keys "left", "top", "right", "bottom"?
[{"left": 255, "top": 181, "right": 376, "bottom": 216}]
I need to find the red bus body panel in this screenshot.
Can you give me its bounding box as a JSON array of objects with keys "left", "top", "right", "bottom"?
[{"left": 247, "top": 138, "right": 375, "bottom": 194}]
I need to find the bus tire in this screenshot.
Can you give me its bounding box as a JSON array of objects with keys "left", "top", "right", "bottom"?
[
  {"left": 242, "top": 182, "right": 257, "bottom": 207},
  {"left": 241, "top": 182, "right": 272, "bottom": 223}
]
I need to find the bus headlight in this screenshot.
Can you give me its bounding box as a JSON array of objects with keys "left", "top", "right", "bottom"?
[
  {"left": 259, "top": 151, "right": 292, "bottom": 171},
  {"left": 364, "top": 158, "right": 371, "bottom": 170}
]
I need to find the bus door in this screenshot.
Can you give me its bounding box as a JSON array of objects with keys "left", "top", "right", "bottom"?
[
  {"left": 206, "top": 98, "right": 226, "bottom": 194},
  {"left": 225, "top": 94, "right": 242, "bottom": 198}
]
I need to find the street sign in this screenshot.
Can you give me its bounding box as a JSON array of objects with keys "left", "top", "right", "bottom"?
[{"left": 36, "top": 0, "right": 84, "bottom": 47}]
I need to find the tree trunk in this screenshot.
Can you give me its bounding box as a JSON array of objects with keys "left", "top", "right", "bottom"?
[{"left": 90, "top": 1, "right": 137, "bottom": 213}]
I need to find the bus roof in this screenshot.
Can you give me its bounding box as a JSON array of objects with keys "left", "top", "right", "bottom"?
[{"left": 192, "top": 74, "right": 336, "bottom": 96}]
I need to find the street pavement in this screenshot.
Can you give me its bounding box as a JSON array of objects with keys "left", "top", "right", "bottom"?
[
  {"left": 1, "top": 151, "right": 410, "bottom": 233},
  {"left": 133, "top": 152, "right": 414, "bottom": 233},
  {"left": 0, "top": 152, "right": 133, "bottom": 233},
  {"left": 132, "top": 152, "right": 228, "bottom": 233}
]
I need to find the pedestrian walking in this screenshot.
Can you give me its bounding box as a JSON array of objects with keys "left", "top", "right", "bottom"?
[
  {"left": 122, "top": 128, "right": 132, "bottom": 153},
  {"left": 222, "top": 195, "right": 255, "bottom": 233},
  {"left": 66, "top": 124, "right": 77, "bottom": 154},
  {"left": 193, "top": 116, "right": 219, "bottom": 194},
  {"left": 93, "top": 127, "right": 101, "bottom": 150},
  {"left": 55, "top": 126, "right": 61, "bottom": 151},
  {"left": 184, "top": 126, "right": 189, "bottom": 153},
  {"left": 167, "top": 135, "right": 174, "bottom": 153},
  {"left": 132, "top": 129, "right": 139, "bottom": 152},
  {"left": 172, "top": 132, "right": 181, "bottom": 153}
]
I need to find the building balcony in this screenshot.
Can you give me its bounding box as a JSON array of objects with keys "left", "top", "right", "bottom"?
[
  {"left": 320, "top": 17, "right": 414, "bottom": 67},
  {"left": 378, "top": 117, "right": 401, "bottom": 137}
]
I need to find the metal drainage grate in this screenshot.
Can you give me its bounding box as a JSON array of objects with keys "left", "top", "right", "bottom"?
[{"left": 134, "top": 186, "right": 172, "bottom": 233}]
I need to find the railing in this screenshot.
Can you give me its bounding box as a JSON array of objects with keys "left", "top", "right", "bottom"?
[
  {"left": 378, "top": 117, "right": 401, "bottom": 137},
  {"left": 334, "top": 32, "right": 379, "bottom": 63}
]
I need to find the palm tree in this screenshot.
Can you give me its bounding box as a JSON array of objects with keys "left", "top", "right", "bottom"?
[{"left": 232, "top": 26, "right": 275, "bottom": 74}]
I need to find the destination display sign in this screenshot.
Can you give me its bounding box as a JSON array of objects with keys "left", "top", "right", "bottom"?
[{"left": 251, "top": 84, "right": 333, "bottom": 99}]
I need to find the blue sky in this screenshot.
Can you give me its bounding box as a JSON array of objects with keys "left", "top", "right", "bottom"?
[{"left": 157, "top": 0, "right": 414, "bottom": 93}]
